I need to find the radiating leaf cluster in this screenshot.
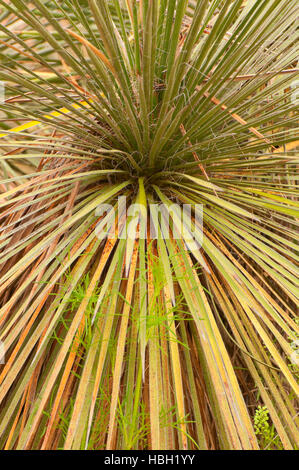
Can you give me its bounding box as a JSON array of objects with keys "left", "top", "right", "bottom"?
[{"left": 0, "top": 0, "right": 298, "bottom": 450}]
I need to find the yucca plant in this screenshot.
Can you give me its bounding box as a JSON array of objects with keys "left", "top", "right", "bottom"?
[{"left": 0, "top": 0, "right": 298, "bottom": 450}]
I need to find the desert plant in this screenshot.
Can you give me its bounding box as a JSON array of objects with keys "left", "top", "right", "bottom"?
[{"left": 0, "top": 0, "right": 298, "bottom": 450}]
